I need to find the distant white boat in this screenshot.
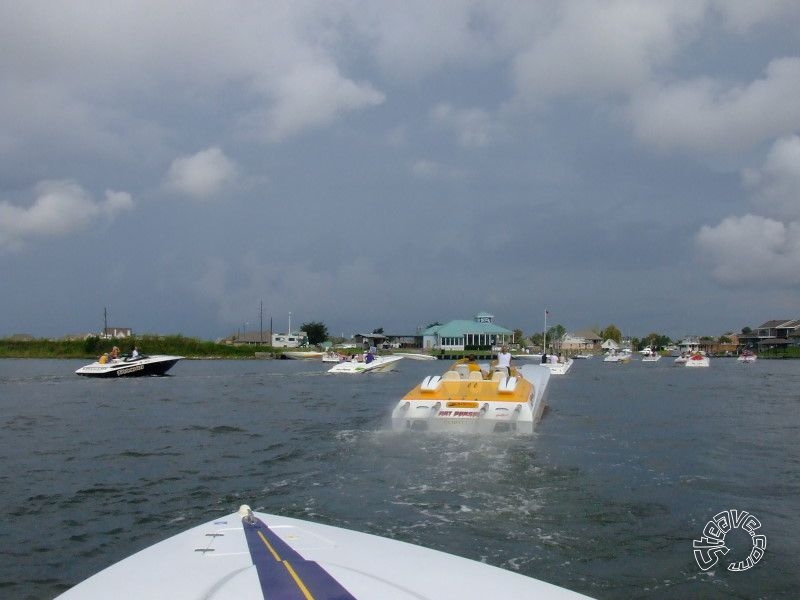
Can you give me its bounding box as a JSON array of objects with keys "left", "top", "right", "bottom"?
[
  {"left": 543, "top": 357, "right": 574, "bottom": 374},
  {"left": 603, "top": 349, "right": 632, "bottom": 363},
  {"left": 392, "top": 352, "right": 438, "bottom": 361},
  {"left": 282, "top": 351, "right": 324, "bottom": 360},
  {"left": 737, "top": 351, "right": 757, "bottom": 363},
  {"left": 641, "top": 348, "right": 661, "bottom": 362},
  {"left": 55, "top": 505, "right": 592, "bottom": 600},
  {"left": 574, "top": 353, "right": 593, "bottom": 359},
  {"left": 322, "top": 351, "right": 347, "bottom": 362},
  {"left": 328, "top": 354, "right": 404, "bottom": 374},
  {"left": 684, "top": 352, "right": 710, "bottom": 368}
]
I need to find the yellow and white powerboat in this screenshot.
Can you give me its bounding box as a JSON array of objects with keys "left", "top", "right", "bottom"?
[{"left": 391, "top": 360, "right": 550, "bottom": 434}]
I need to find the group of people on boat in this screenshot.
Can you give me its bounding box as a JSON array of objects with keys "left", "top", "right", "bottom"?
[
  {"left": 97, "top": 345, "right": 140, "bottom": 364},
  {"left": 540, "top": 352, "right": 566, "bottom": 365},
  {"left": 460, "top": 345, "right": 513, "bottom": 378}
]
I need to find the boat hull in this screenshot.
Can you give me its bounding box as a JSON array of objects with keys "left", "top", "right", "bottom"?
[
  {"left": 544, "top": 358, "right": 573, "bottom": 374},
  {"left": 55, "top": 505, "right": 591, "bottom": 600},
  {"left": 391, "top": 363, "right": 550, "bottom": 434},
  {"left": 75, "top": 355, "right": 183, "bottom": 377},
  {"left": 327, "top": 355, "right": 403, "bottom": 374},
  {"left": 685, "top": 356, "right": 710, "bottom": 367}
]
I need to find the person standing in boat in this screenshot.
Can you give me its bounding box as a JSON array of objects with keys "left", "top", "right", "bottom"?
[
  {"left": 497, "top": 345, "right": 512, "bottom": 375},
  {"left": 131, "top": 346, "right": 140, "bottom": 359}
]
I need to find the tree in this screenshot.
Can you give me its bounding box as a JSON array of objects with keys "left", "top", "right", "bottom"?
[
  {"left": 601, "top": 324, "right": 622, "bottom": 343},
  {"left": 528, "top": 332, "right": 543, "bottom": 348},
  {"left": 546, "top": 324, "right": 566, "bottom": 344},
  {"left": 372, "top": 327, "right": 384, "bottom": 334},
  {"left": 741, "top": 326, "right": 752, "bottom": 335},
  {"left": 300, "top": 322, "right": 328, "bottom": 345},
  {"left": 512, "top": 329, "right": 524, "bottom": 345}
]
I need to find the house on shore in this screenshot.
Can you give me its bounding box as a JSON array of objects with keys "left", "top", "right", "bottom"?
[
  {"left": 421, "top": 311, "right": 514, "bottom": 352},
  {"left": 738, "top": 319, "right": 800, "bottom": 352},
  {"left": 558, "top": 329, "right": 602, "bottom": 352}
]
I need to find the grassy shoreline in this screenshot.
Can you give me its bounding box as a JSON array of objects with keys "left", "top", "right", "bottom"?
[{"left": 0, "top": 335, "right": 282, "bottom": 360}]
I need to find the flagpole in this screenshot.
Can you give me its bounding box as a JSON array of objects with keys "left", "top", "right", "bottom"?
[{"left": 543, "top": 309, "right": 547, "bottom": 358}]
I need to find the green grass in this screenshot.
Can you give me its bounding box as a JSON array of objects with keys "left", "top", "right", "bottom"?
[{"left": 0, "top": 336, "right": 282, "bottom": 359}]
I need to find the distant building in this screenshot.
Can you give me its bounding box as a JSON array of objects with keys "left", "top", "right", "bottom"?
[
  {"left": 102, "top": 327, "right": 132, "bottom": 339},
  {"left": 421, "top": 311, "right": 514, "bottom": 351},
  {"left": 271, "top": 331, "right": 308, "bottom": 348},
  {"left": 558, "top": 330, "right": 602, "bottom": 352},
  {"left": 8, "top": 333, "right": 35, "bottom": 342},
  {"left": 741, "top": 319, "right": 800, "bottom": 351},
  {"left": 223, "top": 330, "right": 307, "bottom": 347},
  {"left": 601, "top": 339, "right": 619, "bottom": 351}
]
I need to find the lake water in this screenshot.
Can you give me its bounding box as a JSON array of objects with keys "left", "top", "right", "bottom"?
[{"left": 1, "top": 356, "right": 798, "bottom": 599}]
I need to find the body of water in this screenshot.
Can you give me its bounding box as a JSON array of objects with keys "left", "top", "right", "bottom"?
[{"left": 1, "top": 356, "right": 798, "bottom": 599}]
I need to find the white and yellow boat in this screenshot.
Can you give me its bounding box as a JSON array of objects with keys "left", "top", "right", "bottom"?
[{"left": 391, "top": 360, "right": 550, "bottom": 434}]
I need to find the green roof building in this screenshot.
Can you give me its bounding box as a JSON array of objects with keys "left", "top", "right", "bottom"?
[{"left": 422, "top": 312, "right": 514, "bottom": 351}]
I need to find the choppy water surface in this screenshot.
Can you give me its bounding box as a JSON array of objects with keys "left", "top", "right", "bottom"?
[{"left": 1, "top": 357, "right": 798, "bottom": 599}]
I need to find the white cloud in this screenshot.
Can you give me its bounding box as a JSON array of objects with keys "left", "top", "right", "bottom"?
[
  {"left": 742, "top": 135, "right": 800, "bottom": 221},
  {"left": 511, "top": 1, "right": 703, "bottom": 104},
  {"left": 431, "top": 103, "right": 498, "bottom": 148},
  {"left": 0, "top": 180, "right": 133, "bottom": 250},
  {"left": 251, "top": 62, "right": 385, "bottom": 142},
  {"left": 629, "top": 57, "right": 800, "bottom": 155},
  {"left": 165, "top": 147, "right": 238, "bottom": 199},
  {"left": 696, "top": 214, "right": 800, "bottom": 286}
]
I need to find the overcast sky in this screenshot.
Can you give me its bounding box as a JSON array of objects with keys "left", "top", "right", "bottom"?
[{"left": 2, "top": 1, "right": 800, "bottom": 341}]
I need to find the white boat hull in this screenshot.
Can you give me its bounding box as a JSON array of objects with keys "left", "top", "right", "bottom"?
[
  {"left": 282, "top": 351, "right": 324, "bottom": 360},
  {"left": 55, "top": 505, "right": 591, "bottom": 600},
  {"left": 392, "top": 352, "right": 437, "bottom": 361},
  {"left": 75, "top": 355, "right": 183, "bottom": 377},
  {"left": 327, "top": 355, "right": 404, "bottom": 374},
  {"left": 544, "top": 358, "right": 573, "bottom": 374},
  {"left": 685, "top": 355, "right": 710, "bottom": 367}
]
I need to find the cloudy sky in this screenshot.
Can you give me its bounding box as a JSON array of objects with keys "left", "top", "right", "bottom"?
[{"left": 2, "top": 1, "right": 800, "bottom": 340}]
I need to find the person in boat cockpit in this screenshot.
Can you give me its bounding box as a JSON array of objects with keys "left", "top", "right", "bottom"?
[
  {"left": 496, "top": 345, "right": 512, "bottom": 375},
  {"left": 131, "top": 346, "right": 140, "bottom": 359}
]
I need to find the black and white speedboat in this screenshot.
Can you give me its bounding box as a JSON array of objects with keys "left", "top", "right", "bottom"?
[{"left": 75, "top": 354, "right": 183, "bottom": 377}]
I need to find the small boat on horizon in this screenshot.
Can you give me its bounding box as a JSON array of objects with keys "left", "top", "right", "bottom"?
[
  {"left": 684, "top": 352, "right": 710, "bottom": 368},
  {"left": 641, "top": 348, "right": 661, "bottom": 362},
  {"left": 327, "top": 354, "right": 403, "bottom": 374},
  {"left": 737, "top": 350, "right": 757, "bottom": 363},
  {"left": 282, "top": 350, "right": 324, "bottom": 360}
]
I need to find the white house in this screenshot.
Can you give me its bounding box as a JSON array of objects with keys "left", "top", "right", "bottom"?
[{"left": 422, "top": 312, "right": 514, "bottom": 351}]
